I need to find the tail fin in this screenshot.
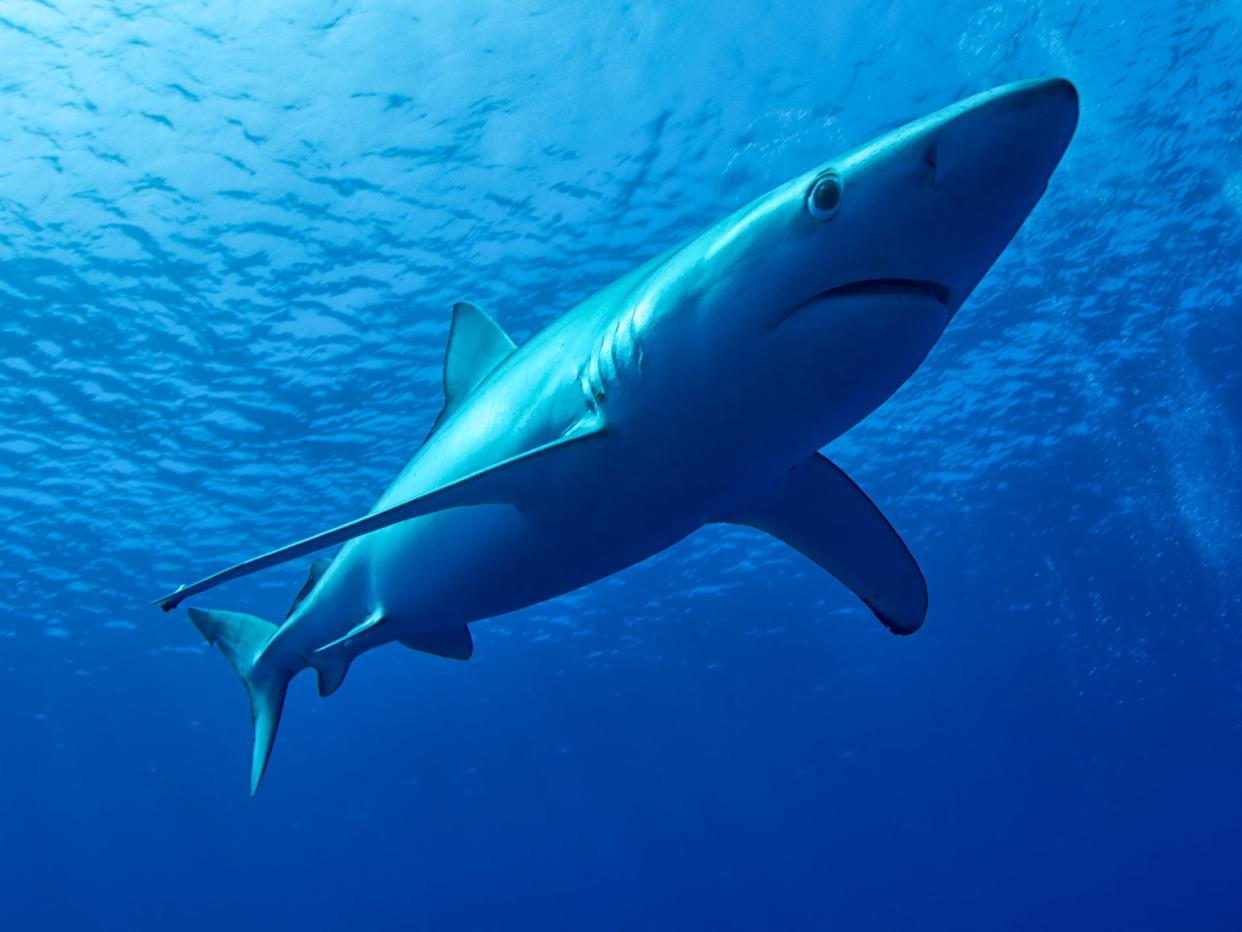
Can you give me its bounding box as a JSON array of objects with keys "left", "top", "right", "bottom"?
[{"left": 187, "top": 607, "right": 291, "bottom": 796}]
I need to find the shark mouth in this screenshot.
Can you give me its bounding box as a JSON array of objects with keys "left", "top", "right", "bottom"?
[
  {"left": 814, "top": 278, "right": 952, "bottom": 307},
  {"left": 776, "top": 278, "right": 953, "bottom": 328}
]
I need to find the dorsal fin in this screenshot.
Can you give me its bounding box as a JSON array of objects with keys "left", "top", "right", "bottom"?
[
  {"left": 443, "top": 300, "right": 516, "bottom": 407},
  {"left": 424, "top": 302, "right": 517, "bottom": 441},
  {"left": 286, "top": 557, "right": 332, "bottom": 619}
]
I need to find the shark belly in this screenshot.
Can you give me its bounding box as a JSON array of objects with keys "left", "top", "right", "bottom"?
[
  {"left": 262, "top": 290, "right": 952, "bottom": 658},
  {"left": 768, "top": 291, "right": 953, "bottom": 443},
  {"left": 342, "top": 298, "right": 745, "bottom": 638},
  {"left": 358, "top": 503, "right": 684, "bottom": 633}
]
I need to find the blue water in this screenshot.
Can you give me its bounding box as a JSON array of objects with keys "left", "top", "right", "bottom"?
[{"left": 2, "top": 2, "right": 1240, "bottom": 929}]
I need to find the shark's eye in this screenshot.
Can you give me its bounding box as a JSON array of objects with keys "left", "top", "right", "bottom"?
[{"left": 807, "top": 173, "right": 842, "bottom": 221}]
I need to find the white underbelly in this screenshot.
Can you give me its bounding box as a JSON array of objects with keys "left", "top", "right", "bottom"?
[{"left": 357, "top": 498, "right": 696, "bottom": 633}]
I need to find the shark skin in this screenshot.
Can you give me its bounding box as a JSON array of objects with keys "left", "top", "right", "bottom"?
[{"left": 159, "top": 78, "right": 1078, "bottom": 793}]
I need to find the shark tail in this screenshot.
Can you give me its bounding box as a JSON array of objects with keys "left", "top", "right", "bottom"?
[{"left": 187, "top": 607, "right": 293, "bottom": 796}]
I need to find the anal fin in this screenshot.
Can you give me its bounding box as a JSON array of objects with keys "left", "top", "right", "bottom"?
[{"left": 312, "top": 654, "right": 351, "bottom": 697}]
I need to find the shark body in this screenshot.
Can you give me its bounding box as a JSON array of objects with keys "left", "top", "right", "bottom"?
[{"left": 159, "top": 78, "right": 1078, "bottom": 793}]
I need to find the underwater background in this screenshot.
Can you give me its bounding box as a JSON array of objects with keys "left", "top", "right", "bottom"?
[{"left": 1, "top": 1, "right": 1240, "bottom": 929}]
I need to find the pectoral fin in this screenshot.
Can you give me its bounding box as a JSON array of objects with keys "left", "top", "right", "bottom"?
[
  {"left": 719, "top": 453, "right": 927, "bottom": 635},
  {"left": 156, "top": 413, "right": 606, "bottom": 611}
]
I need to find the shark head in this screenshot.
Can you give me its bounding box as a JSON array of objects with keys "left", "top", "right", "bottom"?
[
  {"left": 777, "top": 76, "right": 1079, "bottom": 322},
  {"left": 634, "top": 78, "right": 1078, "bottom": 444},
  {"left": 676, "top": 77, "right": 1079, "bottom": 330}
]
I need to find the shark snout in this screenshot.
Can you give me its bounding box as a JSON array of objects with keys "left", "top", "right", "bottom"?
[
  {"left": 931, "top": 78, "right": 1078, "bottom": 191},
  {"left": 853, "top": 77, "right": 1079, "bottom": 312},
  {"left": 679, "top": 79, "right": 1080, "bottom": 340}
]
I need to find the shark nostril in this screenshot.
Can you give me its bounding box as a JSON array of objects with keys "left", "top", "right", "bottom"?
[{"left": 923, "top": 144, "right": 939, "bottom": 183}]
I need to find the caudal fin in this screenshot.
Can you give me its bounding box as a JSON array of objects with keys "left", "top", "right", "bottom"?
[{"left": 187, "top": 607, "right": 291, "bottom": 796}]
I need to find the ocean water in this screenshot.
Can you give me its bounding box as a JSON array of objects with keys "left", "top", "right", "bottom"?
[{"left": 2, "top": 1, "right": 1240, "bottom": 929}]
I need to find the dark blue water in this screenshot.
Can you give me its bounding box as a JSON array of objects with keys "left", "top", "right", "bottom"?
[{"left": 2, "top": 2, "right": 1240, "bottom": 929}]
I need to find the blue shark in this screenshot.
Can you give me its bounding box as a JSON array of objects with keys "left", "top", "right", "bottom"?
[{"left": 157, "top": 78, "right": 1078, "bottom": 794}]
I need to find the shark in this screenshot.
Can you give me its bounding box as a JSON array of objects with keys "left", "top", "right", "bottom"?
[{"left": 157, "top": 77, "right": 1078, "bottom": 794}]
